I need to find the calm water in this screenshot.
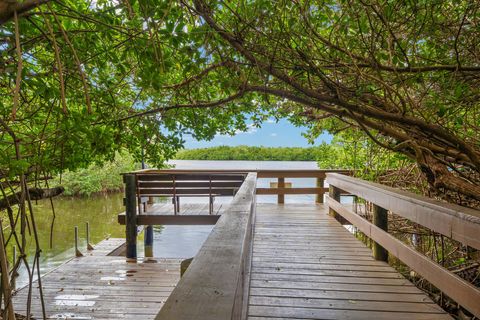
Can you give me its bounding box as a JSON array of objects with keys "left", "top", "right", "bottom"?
[
  {"left": 11, "top": 160, "right": 321, "bottom": 285},
  {"left": 153, "top": 160, "right": 321, "bottom": 257},
  {"left": 7, "top": 193, "right": 126, "bottom": 286}
]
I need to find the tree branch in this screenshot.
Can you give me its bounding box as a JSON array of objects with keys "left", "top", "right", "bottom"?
[
  {"left": 0, "top": 0, "right": 50, "bottom": 25},
  {"left": 0, "top": 187, "right": 64, "bottom": 211}
]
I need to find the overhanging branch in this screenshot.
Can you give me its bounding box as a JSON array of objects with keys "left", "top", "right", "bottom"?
[{"left": 0, "top": 187, "right": 64, "bottom": 210}]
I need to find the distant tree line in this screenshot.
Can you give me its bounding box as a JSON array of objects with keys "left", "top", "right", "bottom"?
[
  {"left": 175, "top": 132, "right": 410, "bottom": 175},
  {"left": 175, "top": 145, "right": 327, "bottom": 161}
]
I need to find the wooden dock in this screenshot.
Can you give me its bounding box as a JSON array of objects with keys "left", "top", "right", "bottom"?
[
  {"left": 248, "top": 203, "right": 449, "bottom": 319},
  {"left": 13, "top": 169, "right": 480, "bottom": 319},
  {"left": 13, "top": 240, "right": 181, "bottom": 320}
]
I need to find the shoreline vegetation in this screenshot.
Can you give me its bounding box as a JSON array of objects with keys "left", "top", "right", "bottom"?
[{"left": 58, "top": 139, "right": 407, "bottom": 196}]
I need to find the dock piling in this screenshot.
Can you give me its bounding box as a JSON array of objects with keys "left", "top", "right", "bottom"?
[
  {"left": 373, "top": 204, "right": 388, "bottom": 262},
  {"left": 74, "top": 226, "right": 83, "bottom": 257},
  {"left": 124, "top": 174, "right": 137, "bottom": 261},
  {"left": 86, "top": 222, "right": 95, "bottom": 251}
]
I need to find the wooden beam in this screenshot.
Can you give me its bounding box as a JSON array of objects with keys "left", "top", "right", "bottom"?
[
  {"left": 326, "top": 173, "right": 480, "bottom": 250},
  {"left": 123, "top": 174, "right": 137, "bottom": 261},
  {"left": 156, "top": 173, "right": 257, "bottom": 320},
  {"left": 327, "top": 196, "right": 480, "bottom": 318},
  {"left": 256, "top": 187, "right": 327, "bottom": 195},
  {"left": 118, "top": 214, "right": 220, "bottom": 225},
  {"left": 138, "top": 181, "right": 243, "bottom": 188},
  {"left": 129, "top": 168, "right": 352, "bottom": 179},
  {"left": 373, "top": 204, "right": 388, "bottom": 262},
  {"left": 277, "top": 177, "right": 285, "bottom": 204},
  {"left": 137, "top": 173, "right": 246, "bottom": 181},
  {"left": 316, "top": 178, "right": 324, "bottom": 203},
  {"left": 138, "top": 188, "right": 236, "bottom": 196}
]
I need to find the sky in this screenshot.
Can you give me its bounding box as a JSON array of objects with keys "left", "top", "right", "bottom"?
[{"left": 183, "top": 119, "right": 333, "bottom": 149}]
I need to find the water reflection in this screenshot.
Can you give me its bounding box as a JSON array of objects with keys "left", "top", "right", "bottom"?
[{"left": 10, "top": 193, "right": 125, "bottom": 287}]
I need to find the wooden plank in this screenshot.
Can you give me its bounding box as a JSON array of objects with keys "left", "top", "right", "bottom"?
[
  {"left": 118, "top": 214, "right": 220, "bottom": 225},
  {"left": 138, "top": 181, "right": 243, "bottom": 188},
  {"left": 326, "top": 173, "right": 480, "bottom": 250},
  {"left": 248, "top": 203, "right": 450, "bottom": 320},
  {"left": 138, "top": 188, "right": 236, "bottom": 196},
  {"left": 249, "top": 296, "right": 445, "bottom": 313},
  {"left": 156, "top": 172, "right": 257, "bottom": 320},
  {"left": 256, "top": 187, "right": 327, "bottom": 195},
  {"left": 248, "top": 305, "right": 451, "bottom": 320},
  {"left": 132, "top": 169, "right": 351, "bottom": 179},
  {"left": 251, "top": 273, "right": 411, "bottom": 286},
  {"left": 13, "top": 256, "right": 181, "bottom": 320},
  {"left": 327, "top": 195, "right": 480, "bottom": 317},
  {"left": 249, "top": 287, "right": 433, "bottom": 303},
  {"left": 137, "top": 173, "right": 246, "bottom": 181}
]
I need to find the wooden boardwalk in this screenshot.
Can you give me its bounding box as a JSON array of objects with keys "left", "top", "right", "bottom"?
[
  {"left": 247, "top": 203, "right": 450, "bottom": 320},
  {"left": 13, "top": 239, "right": 181, "bottom": 320},
  {"left": 14, "top": 203, "right": 451, "bottom": 319}
]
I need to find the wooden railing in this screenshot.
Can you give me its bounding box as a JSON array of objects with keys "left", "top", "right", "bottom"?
[
  {"left": 155, "top": 172, "right": 257, "bottom": 320},
  {"left": 135, "top": 168, "right": 351, "bottom": 204},
  {"left": 326, "top": 173, "right": 480, "bottom": 317}
]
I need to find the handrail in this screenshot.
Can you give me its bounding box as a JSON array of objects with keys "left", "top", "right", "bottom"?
[
  {"left": 326, "top": 173, "right": 480, "bottom": 317},
  {"left": 155, "top": 172, "right": 257, "bottom": 320},
  {"left": 129, "top": 169, "right": 352, "bottom": 204},
  {"left": 327, "top": 173, "right": 480, "bottom": 249}
]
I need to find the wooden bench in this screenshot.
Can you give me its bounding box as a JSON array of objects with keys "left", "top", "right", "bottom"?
[{"left": 136, "top": 173, "right": 247, "bottom": 214}]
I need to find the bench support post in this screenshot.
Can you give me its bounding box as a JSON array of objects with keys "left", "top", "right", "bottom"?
[
  {"left": 278, "top": 177, "right": 285, "bottom": 204},
  {"left": 373, "top": 204, "right": 388, "bottom": 262},
  {"left": 124, "top": 174, "right": 137, "bottom": 261}
]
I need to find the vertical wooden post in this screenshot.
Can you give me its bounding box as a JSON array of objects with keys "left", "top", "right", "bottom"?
[
  {"left": 144, "top": 185, "right": 154, "bottom": 258},
  {"left": 74, "top": 226, "right": 83, "bottom": 257},
  {"left": 144, "top": 226, "right": 154, "bottom": 258},
  {"left": 316, "top": 178, "right": 324, "bottom": 203},
  {"left": 277, "top": 177, "right": 285, "bottom": 204},
  {"left": 373, "top": 204, "right": 388, "bottom": 262},
  {"left": 328, "top": 185, "right": 340, "bottom": 218},
  {"left": 124, "top": 174, "right": 137, "bottom": 261},
  {"left": 86, "top": 222, "right": 94, "bottom": 251}
]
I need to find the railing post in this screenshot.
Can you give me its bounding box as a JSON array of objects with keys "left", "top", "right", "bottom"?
[
  {"left": 74, "top": 226, "right": 83, "bottom": 257},
  {"left": 124, "top": 174, "right": 137, "bottom": 261},
  {"left": 373, "top": 204, "right": 388, "bottom": 262},
  {"left": 144, "top": 226, "right": 154, "bottom": 258},
  {"left": 328, "top": 185, "right": 340, "bottom": 218},
  {"left": 316, "top": 177, "right": 324, "bottom": 203},
  {"left": 145, "top": 197, "right": 154, "bottom": 258},
  {"left": 278, "top": 177, "right": 285, "bottom": 204}
]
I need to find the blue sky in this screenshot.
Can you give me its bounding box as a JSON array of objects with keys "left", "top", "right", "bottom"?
[{"left": 183, "top": 119, "right": 332, "bottom": 149}]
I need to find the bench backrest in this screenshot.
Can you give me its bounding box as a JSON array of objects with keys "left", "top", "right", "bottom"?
[{"left": 135, "top": 173, "right": 247, "bottom": 197}]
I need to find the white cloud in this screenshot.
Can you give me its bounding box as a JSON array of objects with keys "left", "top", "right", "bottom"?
[{"left": 270, "top": 133, "right": 278, "bottom": 137}]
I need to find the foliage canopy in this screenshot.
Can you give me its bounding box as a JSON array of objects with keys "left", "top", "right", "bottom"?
[{"left": 0, "top": 0, "right": 479, "bottom": 199}]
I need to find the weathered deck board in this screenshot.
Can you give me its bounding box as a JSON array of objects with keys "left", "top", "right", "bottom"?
[
  {"left": 248, "top": 203, "right": 451, "bottom": 320},
  {"left": 12, "top": 202, "right": 453, "bottom": 319},
  {"left": 86, "top": 238, "right": 126, "bottom": 256},
  {"left": 147, "top": 202, "right": 224, "bottom": 215},
  {"left": 13, "top": 239, "right": 181, "bottom": 320}
]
